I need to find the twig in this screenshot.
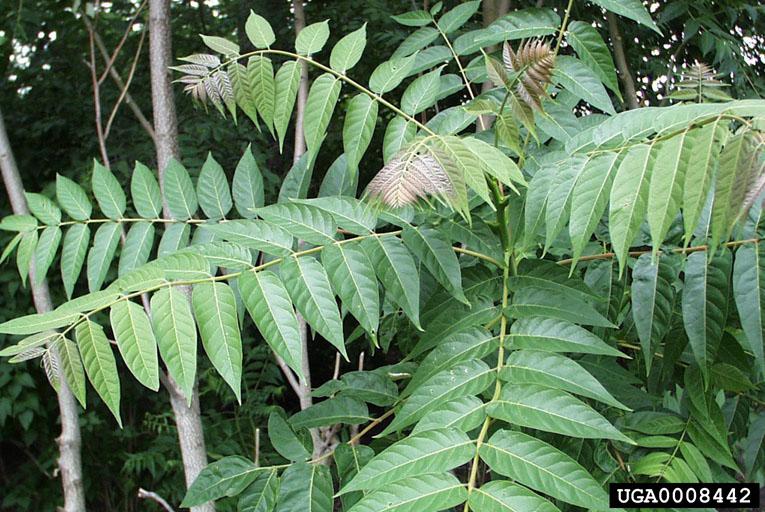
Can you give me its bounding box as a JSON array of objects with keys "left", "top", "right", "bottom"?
[
  {"left": 254, "top": 428, "right": 260, "bottom": 467},
  {"left": 137, "top": 488, "right": 175, "bottom": 512},
  {"left": 557, "top": 238, "right": 761, "bottom": 266},
  {"left": 86, "top": 25, "right": 110, "bottom": 168},
  {"left": 104, "top": 26, "right": 147, "bottom": 138},
  {"left": 332, "top": 352, "right": 341, "bottom": 380},
  {"left": 97, "top": 0, "right": 148, "bottom": 85}
]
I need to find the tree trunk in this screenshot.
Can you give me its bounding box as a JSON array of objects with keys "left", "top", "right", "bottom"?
[
  {"left": 606, "top": 12, "right": 640, "bottom": 110},
  {"left": 148, "top": 2, "right": 214, "bottom": 510},
  {"left": 0, "top": 107, "right": 87, "bottom": 512}
]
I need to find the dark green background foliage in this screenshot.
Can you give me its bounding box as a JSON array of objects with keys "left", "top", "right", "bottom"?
[{"left": 1, "top": 0, "right": 765, "bottom": 511}]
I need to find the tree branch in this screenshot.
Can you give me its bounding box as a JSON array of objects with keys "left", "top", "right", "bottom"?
[
  {"left": 137, "top": 488, "right": 175, "bottom": 512},
  {"left": 606, "top": 11, "right": 640, "bottom": 110},
  {"left": 0, "top": 107, "right": 86, "bottom": 512}
]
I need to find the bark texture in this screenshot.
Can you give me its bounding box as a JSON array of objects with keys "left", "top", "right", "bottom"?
[
  {"left": 0, "top": 107, "right": 87, "bottom": 512},
  {"left": 148, "top": 2, "right": 214, "bottom": 510}
]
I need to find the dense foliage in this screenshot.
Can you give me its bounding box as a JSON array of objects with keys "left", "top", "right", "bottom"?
[{"left": 1, "top": 0, "right": 765, "bottom": 510}]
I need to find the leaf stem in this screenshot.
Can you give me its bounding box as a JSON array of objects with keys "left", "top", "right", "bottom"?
[
  {"left": 553, "top": 0, "right": 575, "bottom": 56},
  {"left": 557, "top": 238, "right": 761, "bottom": 266}
]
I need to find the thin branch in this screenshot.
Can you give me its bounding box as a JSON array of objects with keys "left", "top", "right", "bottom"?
[
  {"left": 97, "top": 0, "right": 148, "bottom": 85},
  {"left": 137, "top": 488, "right": 175, "bottom": 512},
  {"left": 89, "top": 21, "right": 156, "bottom": 141},
  {"left": 86, "top": 24, "right": 110, "bottom": 168},
  {"left": 557, "top": 238, "right": 761, "bottom": 266},
  {"left": 606, "top": 11, "right": 640, "bottom": 110},
  {"left": 104, "top": 26, "right": 147, "bottom": 139}
]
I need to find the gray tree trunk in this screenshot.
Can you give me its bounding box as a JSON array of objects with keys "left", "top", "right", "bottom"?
[
  {"left": 148, "top": 1, "right": 214, "bottom": 510},
  {"left": 0, "top": 107, "right": 87, "bottom": 512}
]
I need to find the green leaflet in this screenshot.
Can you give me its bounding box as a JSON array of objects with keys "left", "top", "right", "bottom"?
[
  {"left": 507, "top": 317, "right": 625, "bottom": 357},
  {"left": 590, "top": 0, "right": 661, "bottom": 33},
  {"left": 523, "top": 165, "right": 556, "bottom": 249},
  {"left": 131, "top": 162, "right": 162, "bottom": 218},
  {"left": 609, "top": 143, "right": 653, "bottom": 273},
  {"left": 192, "top": 282, "right": 243, "bottom": 401},
  {"left": 182, "top": 456, "right": 263, "bottom": 507},
  {"left": 401, "top": 67, "right": 442, "bottom": 115},
  {"left": 404, "top": 328, "right": 497, "bottom": 397},
  {"left": 631, "top": 254, "right": 675, "bottom": 373},
  {"left": 276, "top": 462, "right": 333, "bottom": 512},
  {"left": 545, "top": 155, "right": 588, "bottom": 252},
  {"left": 239, "top": 269, "right": 304, "bottom": 382},
  {"left": 87, "top": 222, "right": 121, "bottom": 292},
  {"left": 232, "top": 146, "right": 264, "bottom": 218},
  {"left": 59, "top": 338, "right": 87, "bottom": 408},
  {"left": 319, "top": 154, "right": 358, "bottom": 197},
  {"left": 682, "top": 120, "right": 726, "bottom": 244},
  {"left": 280, "top": 255, "right": 346, "bottom": 358},
  {"left": 295, "top": 20, "right": 330, "bottom": 54},
  {"left": 157, "top": 223, "right": 189, "bottom": 257},
  {"left": 197, "top": 152, "right": 233, "bottom": 220},
  {"left": 338, "top": 371, "right": 398, "bottom": 406},
  {"left": 340, "top": 428, "right": 474, "bottom": 494},
  {"left": 254, "top": 203, "right": 336, "bottom": 246},
  {"left": 568, "top": 152, "right": 620, "bottom": 263},
  {"left": 238, "top": 469, "right": 279, "bottom": 512},
  {"left": 321, "top": 243, "right": 380, "bottom": 336},
  {"left": 278, "top": 152, "right": 313, "bottom": 203},
  {"left": 368, "top": 53, "right": 418, "bottom": 95},
  {"left": 110, "top": 300, "right": 159, "bottom": 391},
  {"left": 92, "top": 160, "right": 126, "bottom": 219},
  {"left": 437, "top": 0, "right": 480, "bottom": 33},
  {"left": 682, "top": 250, "right": 732, "bottom": 380},
  {"left": 468, "top": 480, "right": 561, "bottom": 512},
  {"left": 274, "top": 61, "right": 302, "bottom": 152},
  {"left": 500, "top": 350, "right": 629, "bottom": 410},
  {"left": 412, "top": 395, "right": 486, "bottom": 434},
  {"left": 268, "top": 410, "right": 312, "bottom": 461},
  {"left": 293, "top": 197, "right": 376, "bottom": 235},
  {"left": 362, "top": 235, "right": 421, "bottom": 329},
  {"left": 343, "top": 94, "right": 378, "bottom": 172},
  {"left": 402, "top": 225, "right": 466, "bottom": 303},
  {"left": 244, "top": 10, "right": 275, "bottom": 49},
  {"left": 379, "top": 359, "right": 495, "bottom": 436},
  {"left": 433, "top": 135, "right": 493, "bottom": 208},
  {"left": 0, "top": 214, "right": 36, "bottom": 232},
  {"left": 566, "top": 21, "right": 620, "bottom": 98},
  {"left": 330, "top": 23, "right": 366, "bottom": 73},
  {"left": 733, "top": 244, "right": 765, "bottom": 377},
  {"left": 711, "top": 131, "right": 757, "bottom": 249},
  {"left": 290, "top": 396, "right": 369, "bottom": 429},
  {"left": 76, "top": 320, "right": 121, "bottom": 426},
  {"left": 201, "top": 35, "right": 239, "bottom": 56},
  {"left": 0, "top": 308, "right": 80, "bottom": 335},
  {"left": 392, "top": 27, "right": 439, "bottom": 58},
  {"left": 151, "top": 287, "right": 197, "bottom": 403},
  {"left": 505, "top": 287, "right": 614, "bottom": 328},
  {"left": 488, "top": 384, "right": 632, "bottom": 442},
  {"left": 247, "top": 55, "right": 276, "bottom": 134},
  {"left": 304, "top": 73, "right": 341, "bottom": 156},
  {"left": 479, "top": 430, "right": 609, "bottom": 509},
  {"left": 25, "top": 192, "right": 61, "bottom": 225},
  {"left": 461, "top": 137, "right": 526, "bottom": 192},
  {"left": 411, "top": 300, "right": 497, "bottom": 358},
  {"left": 34, "top": 225, "right": 61, "bottom": 284},
  {"left": 118, "top": 222, "right": 154, "bottom": 276},
  {"left": 56, "top": 174, "right": 92, "bottom": 221},
  {"left": 552, "top": 56, "right": 615, "bottom": 115},
  {"left": 647, "top": 129, "right": 692, "bottom": 251},
  {"left": 199, "top": 220, "right": 293, "bottom": 256},
  {"left": 382, "top": 117, "right": 415, "bottom": 164},
  {"left": 391, "top": 10, "right": 432, "bottom": 27},
  {"left": 335, "top": 443, "right": 374, "bottom": 510},
  {"left": 163, "top": 159, "right": 198, "bottom": 220},
  {"left": 348, "top": 473, "right": 467, "bottom": 512},
  {"left": 452, "top": 8, "right": 559, "bottom": 55}
]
